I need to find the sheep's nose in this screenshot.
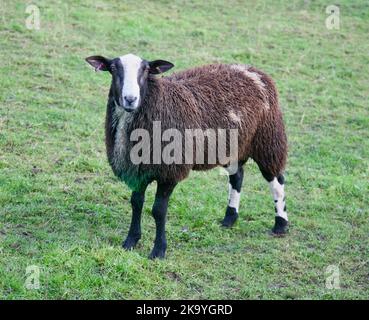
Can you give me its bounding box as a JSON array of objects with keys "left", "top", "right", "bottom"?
[{"left": 124, "top": 95, "right": 137, "bottom": 106}]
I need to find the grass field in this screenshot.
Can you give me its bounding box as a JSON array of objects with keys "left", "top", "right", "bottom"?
[{"left": 0, "top": 0, "right": 368, "bottom": 299}]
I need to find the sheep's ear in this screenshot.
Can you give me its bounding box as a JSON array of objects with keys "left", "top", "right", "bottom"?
[
  {"left": 149, "top": 60, "right": 174, "bottom": 74},
  {"left": 85, "top": 55, "right": 111, "bottom": 72}
]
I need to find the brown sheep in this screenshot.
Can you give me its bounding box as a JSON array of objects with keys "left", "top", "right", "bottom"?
[{"left": 86, "top": 53, "right": 288, "bottom": 259}]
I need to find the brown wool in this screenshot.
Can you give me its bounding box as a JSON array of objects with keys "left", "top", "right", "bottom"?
[{"left": 105, "top": 64, "right": 287, "bottom": 188}]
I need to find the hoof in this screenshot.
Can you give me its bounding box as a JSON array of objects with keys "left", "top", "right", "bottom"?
[
  {"left": 221, "top": 207, "right": 239, "bottom": 228},
  {"left": 271, "top": 216, "right": 288, "bottom": 236},
  {"left": 122, "top": 235, "right": 140, "bottom": 250},
  {"left": 149, "top": 244, "right": 166, "bottom": 260}
]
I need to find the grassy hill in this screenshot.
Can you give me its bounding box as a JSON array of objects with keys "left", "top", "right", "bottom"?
[{"left": 0, "top": 0, "right": 368, "bottom": 299}]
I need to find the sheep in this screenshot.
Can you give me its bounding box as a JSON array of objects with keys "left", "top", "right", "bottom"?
[{"left": 85, "top": 53, "right": 288, "bottom": 259}]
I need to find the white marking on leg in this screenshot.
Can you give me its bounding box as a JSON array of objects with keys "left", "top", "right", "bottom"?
[
  {"left": 269, "top": 178, "right": 288, "bottom": 221},
  {"left": 228, "top": 183, "right": 241, "bottom": 212}
]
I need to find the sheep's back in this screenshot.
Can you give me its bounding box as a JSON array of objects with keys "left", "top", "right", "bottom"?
[{"left": 111, "top": 63, "right": 281, "bottom": 189}]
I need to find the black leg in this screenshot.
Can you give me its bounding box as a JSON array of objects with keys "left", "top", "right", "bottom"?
[
  {"left": 222, "top": 165, "right": 244, "bottom": 227},
  {"left": 149, "top": 182, "right": 176, "bottom": 259},
  {"left": 123, "top": 189, "right": 146, "bottom": 250}
]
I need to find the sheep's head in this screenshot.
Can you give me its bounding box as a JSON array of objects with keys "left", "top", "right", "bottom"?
[{"left": 86, "top": 53, "right": 174, "bottom": 112}]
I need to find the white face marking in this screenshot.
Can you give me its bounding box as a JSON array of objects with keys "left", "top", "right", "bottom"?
[
  {"left": 228, "top": 183, "right": 241, "bottom": 212},
  {"left": 269, "top": 178, "right": 288, "bottom": 221},
  {"left": 119, "top": 54, "right": 143, "bottom": 109}
]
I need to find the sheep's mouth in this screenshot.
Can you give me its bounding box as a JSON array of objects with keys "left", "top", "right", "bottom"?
[
  {"left": 123, "top": 107, "right": 135, "bottom": 113},
  {"left": 114, "top": 99, "right": 136, "bottom": 112}
]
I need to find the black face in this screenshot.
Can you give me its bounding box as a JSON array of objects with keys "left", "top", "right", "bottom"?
[{"left": 85, "top": 54, "right": 174, "bottom": 112}]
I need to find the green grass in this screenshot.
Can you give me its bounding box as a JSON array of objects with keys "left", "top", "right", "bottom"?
[{"left": 0, "top": 0, "right": 368, "bottom": 299}]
